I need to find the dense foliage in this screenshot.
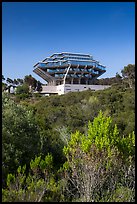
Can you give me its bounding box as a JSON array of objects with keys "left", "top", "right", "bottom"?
[
  {"left": 2, "top": 93, "right": 41, "bottom": 187},
  {"left": 2, "top": 64, "right": 135, "bottom": 201},
  {"left": 62, "top": 111, "right": 135, "bottom": 202}
]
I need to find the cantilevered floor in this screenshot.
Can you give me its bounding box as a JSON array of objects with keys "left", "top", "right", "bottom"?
[{"left": 33, "top": 52, "right": 106, "bottom": 86}]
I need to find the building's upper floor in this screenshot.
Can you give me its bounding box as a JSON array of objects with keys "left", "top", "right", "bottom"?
[{"left": 33, "top": 52, "right": 106, "bottom": 71}]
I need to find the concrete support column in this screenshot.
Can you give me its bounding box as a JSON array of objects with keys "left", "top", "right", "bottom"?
[
  {"left": 78, "top": 78, "right": 81, "bottom": 84},
  {"left": 71, "top": 78, "right": 74, "bottom": 84},
  {"left": 50, "top": 80, "right": 56, "bottom": 86}
]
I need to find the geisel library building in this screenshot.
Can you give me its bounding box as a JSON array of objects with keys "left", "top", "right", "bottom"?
[{"left": 33, "top": 52, "right": 110, "bottom": 95}]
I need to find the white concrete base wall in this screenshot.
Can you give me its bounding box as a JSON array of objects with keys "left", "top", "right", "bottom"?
[
  {"left": 64, "top": 84, "right": 110, "bottom": 94},
  {"left": 41, "top": 84, "right": 110, "bottom": 95},
  {"left": 56, "top": 84, "right": 65, "bottom": 95},
  {"left": 41, "top": 85, "right": 58, "bottom": 94}
]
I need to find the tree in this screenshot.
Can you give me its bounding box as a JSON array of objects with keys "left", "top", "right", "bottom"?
[
  {"left": 36, "top": 80, "right": 42, "bottom": 92},
  {"left": 2, "top": 154, "right": 56, "bottom": 202},
  {"left": 2, "top": 83, "right": 8, "bottom": 92},
  {"left": 62, "top": 111, "right": 135, "bottom": 202},
  {"left": 115, "top": 72, "right": 122, "bottom": 79},
  {"left": 6, "top": 77, "right": 13, "bottom": 85},
  {"left": 24, "top": 75, "right": 37, "bottom": 91},
  {"left": 17, "top": 78, "right": 24, "bottom": 85},
  {"left": 2, "top": 75, "right": 7, "bottom": 91},
  {"left": 2, "top": 93, "right": 41, "bottom": 187},
  {"left": 115, "top": 72, "right": 122, "bottom": 84},
  {"left": 121, "top": 64, "right": 135, "bottom": 89},
  {"left": 2, "top": 74, "right": 5, "bottom": 81},
  {"left": 13, "top": 79, "right": 19, "bottom": 86},
  {"left": 5, "top": 77, "right": 14, "bottom": 93},
  {"left": 15, "top": 84, "right": 29, "bottom": 95}
]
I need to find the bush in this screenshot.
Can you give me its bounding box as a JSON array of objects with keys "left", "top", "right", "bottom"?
[
  {"left": 2, "top": 93, "right": 41, "bottom": 187},
  {"left": 15, "top": 84, "right": 29, "bottom": 95},
  {"left": 62, "top": 111, "right": 135, "bottom": 202}
]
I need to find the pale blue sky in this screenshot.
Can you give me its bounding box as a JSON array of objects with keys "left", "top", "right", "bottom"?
[{"left": 2, "top": 2, "right": 135, "bottom": 83}]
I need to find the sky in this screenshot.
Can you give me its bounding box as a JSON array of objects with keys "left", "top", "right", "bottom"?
[{"left": 2, "top": 2, "right": 135, "bottom": 83}]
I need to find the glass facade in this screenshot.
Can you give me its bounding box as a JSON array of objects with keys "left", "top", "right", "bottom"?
[{"left": 33, "top": 52, "right": 106, "bottom": 85}]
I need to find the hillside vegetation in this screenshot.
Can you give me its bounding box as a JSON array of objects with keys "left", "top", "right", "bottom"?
[{"left": 2, "top": 64, "right": 135, "bottom": 202}]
